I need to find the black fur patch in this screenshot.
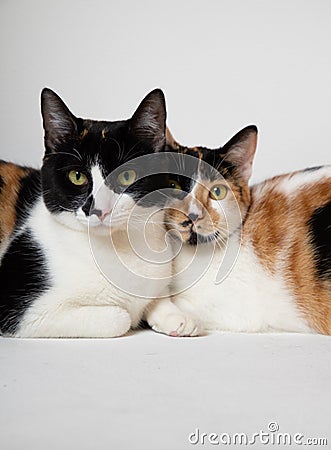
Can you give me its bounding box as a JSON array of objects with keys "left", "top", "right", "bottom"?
[
  {"left": 15, "top": 169, "right": 41, "bottom": 230},
  {"left": 0, "top": 174, "right": 4, "bottom": 195},
  {"left": 0, "top": 174, "right": 3, "bottom": 241},
  {"left": 40, "top": 88, "right": 168, "bottom": 216},
  {"left": 308, "top": 201, "right": 331, "bottom": 281},
  {"left": 188, "top": 230, "right": 218, "bottom": 245},
  {"left": 0, "top": 231, "right": 51, "bottom": 335},
  {"left": 165, "top": 126, "right": 257, "bottom": 195},
  {"left": 302, "top": 166, "right": 323, "bottom": 173}
]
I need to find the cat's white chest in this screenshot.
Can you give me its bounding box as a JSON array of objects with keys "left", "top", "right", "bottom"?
[
  {"left": 30, "top": 202, "right": 125, "bottom": 300},
  {"left": 173, "top": 239, "right": 312, "bottom": 333},
  {"left": 16, "top": 200, "right": 171, "bottom": 337}
]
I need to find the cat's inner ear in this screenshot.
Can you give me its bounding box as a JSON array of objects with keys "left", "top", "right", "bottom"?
[
  {"left": 130, "top": 89, "right": 166, "bottom": 151},
  {"left": 221, "top": 125, "right": 258, "bottom": 182},
  {"left": 41, "top": 88, "right": 78, "bottom": 152}
]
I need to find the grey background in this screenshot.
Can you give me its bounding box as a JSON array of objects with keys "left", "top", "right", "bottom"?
[{"left": 1, "top": 0, "right": 330, "bottom": 182}]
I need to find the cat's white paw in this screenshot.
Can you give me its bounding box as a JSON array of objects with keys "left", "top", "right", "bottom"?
[
  {"left": 152, "top": 313, "right": 201, "bottom": 337},
  {"left": 17, "top": 305, "right": 132, "bottom": 338},
  {"left": 107, "top": 307, "right": 132, "bottom": 337}
]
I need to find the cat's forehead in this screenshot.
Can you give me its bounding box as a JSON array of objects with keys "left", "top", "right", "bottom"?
[
  {"left": 172, "top": 144, "right": 235, "bottom": 182},
  {"left": 73, "top": 118, "right": 151, "bottom": 170},
  {"left": 80, "top": 119, "right": 126, "bottom": 137},
  {"left": 171, "top": 145, "right": 226, "bottom": 182},
  {"left": 177, "top": 145, "right": 209, "bottom": 159}
]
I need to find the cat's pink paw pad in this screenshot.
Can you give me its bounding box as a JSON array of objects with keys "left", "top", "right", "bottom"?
[
  {"left": 152, "top": 314, "right": 201, "bottom": 337},
  {"left": 170, "top": 330, "right": 179, "bottom": 337}
]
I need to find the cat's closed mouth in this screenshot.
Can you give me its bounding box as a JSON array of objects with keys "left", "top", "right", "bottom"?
[{"left": 177, "top": 217, "right": 218, "bottom": 244}]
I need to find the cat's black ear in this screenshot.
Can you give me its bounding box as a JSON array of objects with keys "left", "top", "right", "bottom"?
[
  {"left": 41, "top": 88, "right": 78, "bottom": 153},
  {"left": 130, "top": 89, "right": 166, "bottom": 151},
  {"left": 221, "top": 125, "right": 258, "bottom": 182}
]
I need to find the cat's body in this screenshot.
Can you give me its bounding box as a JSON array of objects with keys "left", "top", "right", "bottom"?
[
  {"left": 165, "top": 128, "right": 331, "bottom": 334},
  {"left": 0, "top": 189, "right": 168, "bottom": 337},
  {"left": 0, "top": 89, "right": 194, "bottom": 338}
]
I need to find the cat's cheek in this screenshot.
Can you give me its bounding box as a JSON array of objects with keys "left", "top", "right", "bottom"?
[
  {"left": 169, "top": 228, "right": 190, "bottom": 244},
  {"left": 75, "top": 207, "right": 95, "bottom": 227},
  {"left": 109, "top": 193, "right": 137, "bottom": 225},
  {"left": 53, "top": 210, "right": 88, "bottom": 232},
  {"left": 225, "top": 198, "right": 246, "bottom": 234},
  {"left": 209, "top": 197, "right": 242, "bottom": 236}
]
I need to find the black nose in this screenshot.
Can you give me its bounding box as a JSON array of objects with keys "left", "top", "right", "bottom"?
[
  {"left": 82, "top": 196, "right": 102, "bottom": 218},
  {"left": 188, "top": 213, "right": 199, "bottom": 222}
]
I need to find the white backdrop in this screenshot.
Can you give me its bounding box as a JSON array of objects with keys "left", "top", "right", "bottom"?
[{"left": 1, "top": 0, "right": 330, "bottom": 183}]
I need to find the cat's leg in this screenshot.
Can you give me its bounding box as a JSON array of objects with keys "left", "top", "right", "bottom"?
[
  {"left": 145, "top": 297, "right": 202, "bottom": 337},
  {"left": 16, "top": 305, "right": 131, "bottom": 338}
]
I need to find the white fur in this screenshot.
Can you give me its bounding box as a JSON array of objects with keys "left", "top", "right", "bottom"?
[
  {"left": 276, "top": 166, "right": 331, "bottom": 196},
  {"left": 90, "top": 165, "right": 119, "bottom": 214},
  {"left": 15, "top": 197, "right": 178, "bottom": 338},
  {"left": 14, "top": 160, "right": 195, "bottom": 338},
  {"left": 189, "top": 182, "right": 205, "bottom": 217},
  {"left": 75, "top": 165, "right": 125, "bottom": 230},
  {"left": 172, "top": 235, "right": 313, "bottom": 334}
]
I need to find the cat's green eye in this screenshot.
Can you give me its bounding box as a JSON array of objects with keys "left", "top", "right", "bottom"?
[
  {"left": 117, "top": 169, "right": 137, "bottom": 186},
  {"left": 209, "top": 184, "right": 228, "bottom": 200},
  {"left": 169, "top": 179, "right": 182, "bottom": 190},
  {"left": 68, "top": 170, "right": 88, "bottom": 186}
]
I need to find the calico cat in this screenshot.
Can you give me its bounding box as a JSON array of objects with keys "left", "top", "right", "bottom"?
[
  {"left": 164, "top": 126, "right": 331, "bottom": 334},
  {"left": 0, "top": 88, "right": 195, "bottom": 338}
]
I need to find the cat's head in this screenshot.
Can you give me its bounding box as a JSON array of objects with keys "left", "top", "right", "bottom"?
[
  {"left": 165, "top": 126, "right": 258, "bottom": 245},
  {"left": 40, "top": 88, "right": 168, "bottom": 234}
]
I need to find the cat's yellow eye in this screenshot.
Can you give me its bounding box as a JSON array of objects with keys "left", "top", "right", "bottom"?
[
  {"left": 169, "top": 179, "right": 182, "bottom": 190},
  {"left": 209, "top": 184, "right": 228, "bottom": 200},
  {"left": 117, "top": 169, "right": 137, "bottom": 186},
  {"left": 68, "top": 170, "right": 88, "bottom": 186}
]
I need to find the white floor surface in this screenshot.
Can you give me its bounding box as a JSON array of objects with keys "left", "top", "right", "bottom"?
[{"left": 1, "top": 331, "right": 330, "bottom": 450}]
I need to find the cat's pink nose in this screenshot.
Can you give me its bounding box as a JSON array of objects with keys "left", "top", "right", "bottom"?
[{"left": 100, "top": 210, "right": 111, "bottom": 221}]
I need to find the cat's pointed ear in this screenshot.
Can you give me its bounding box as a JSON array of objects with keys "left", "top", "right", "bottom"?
[
  {"left": 41, "top": 88, "right": 78, "bottom": 152},
  {"left": 221, "top": 125, "right": 258, "bottom": 182},
  {"left": 130, "top": 89, "right": 166, "bottom": 151}
]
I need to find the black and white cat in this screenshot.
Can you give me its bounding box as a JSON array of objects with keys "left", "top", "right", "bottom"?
[{"left": 0, "top": 89, "right": 198, "bottom": 338}]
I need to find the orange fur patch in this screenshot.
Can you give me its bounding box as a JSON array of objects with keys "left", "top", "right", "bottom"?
[
  {"left": 80, "top": 128, "right": 88, "bottom": 139},
  {"left": 192, "top": 182, "right": 221, "bottom": 234},
  {"left": 166, "top": 178, "right": 244, "bottom": 240},
  {"left": 245, "top": 174, "right": 331, "bottom": 334},
  {"left": 0, "top": 162, "right": 29, "bottom": 254},
  {"left": 165, "top": 185, "right": 220, "bottom": 240}
]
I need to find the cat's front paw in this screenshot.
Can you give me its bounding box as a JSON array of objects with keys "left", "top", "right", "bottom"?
[{"left": 152, "top": 313, "right": 201, "bottom": 337}]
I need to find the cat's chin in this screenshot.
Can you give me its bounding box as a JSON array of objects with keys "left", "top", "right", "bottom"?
[
  {"left": 52, "top": 211, "right": 89, "bottom": 232},
  {"left": 188, "top": 231, "right": 220, "bottom": 245},
  {"left": 169, "top": 227, "right": 218, "bottom": 246},
  {"left": 80, "top": 216, "right": 129, "bottom": 237},
  {"left": 52, "top": 211, "right": 109, "bottom": 235}
]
